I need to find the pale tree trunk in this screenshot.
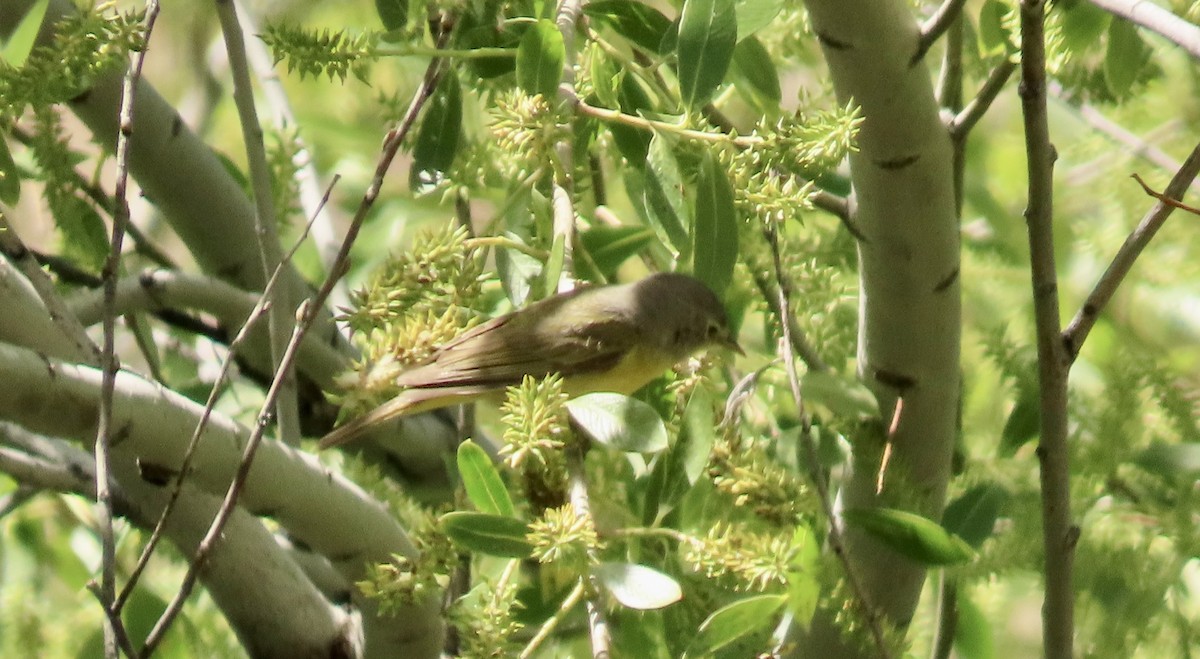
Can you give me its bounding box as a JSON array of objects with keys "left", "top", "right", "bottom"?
[{"left": 789, "top": 1, "right": 961, "bottom": 654}]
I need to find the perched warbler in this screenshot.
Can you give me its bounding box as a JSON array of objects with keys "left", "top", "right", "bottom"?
[{"left": 319, "top": 272, "right": 740, "bottom": 449}]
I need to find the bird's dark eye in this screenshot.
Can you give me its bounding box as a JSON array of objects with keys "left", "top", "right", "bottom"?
[{"left": 707, "top": 322, "right": 721, "bottom": 338}]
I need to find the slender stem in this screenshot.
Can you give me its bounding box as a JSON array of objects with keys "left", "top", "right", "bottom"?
[
  {"left": 574, "top": 99, "right": 762, "bottom": 147},
  {"left": 948, "top": 59, "right": 1016, "bottom": 141},
  {"left": 763, "top": 223, "right": 891, "bottom": 658},
  {"left": 1017, "top": 3, "right": 1075, "bottom": 657},
  {"left": 215, "top": 0, "right": 300, "bottom": 445},
  {"left": 374, "top": 45, "right": 516, "bottom": 59},
  {"left": 95, "top": 4, "right": 160, "bottom": 656},
  {"left": 519, "top": 580, "right": 586, "bottom": 659},
  {"left": 915, "top": 0, "right": 970, "bottom": 63},
  {"left": 1061, "top": 143, "right": 1200, "bottom": 359}
]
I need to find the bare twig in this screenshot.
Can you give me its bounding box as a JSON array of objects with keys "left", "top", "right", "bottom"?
[
  {"left": 749, "top": 267, "right": 828, "bottom": 372},
  {"left": 1017, "top": 3, "right": 1074, "bottom": 657},
  {"left": 566, "top": 447, "right": 612, "bottom": 658},
  {"left": 1053, "top": 83, "right": 1200, "bottom": 196},
  {"left": 520, "top": 579, "right": 586, "bottom": 659},
  {"left": 948, "top": 59, "right": 1016, "bottom": 141},
  {"left": 1062, "top": 145, "right": 1200, "bottom": 358},
  {"left": 214, "top": 0, "right": 300, "bottom": 446},
  {"left": 95, "top": 4, "right": 160, "bottom": 656},
  {"left": 915, "top": 0, "right": 969, "bottom": 64},
  {"left": 1087, "top": 0, "right": 1200, "bottom": 60},
  {"left": 140, "top": 22, "right": 453, "bottom": 654},
  {"left": 763, "top": 223, "right": 892, "bottom": 658}
]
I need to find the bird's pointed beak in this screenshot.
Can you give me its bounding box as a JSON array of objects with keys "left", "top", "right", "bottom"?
[{"left": 721, "top": 334, "right": 745, "bottom": 356}]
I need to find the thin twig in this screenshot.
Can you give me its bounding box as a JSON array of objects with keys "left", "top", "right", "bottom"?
[
  {"left": 915, "top": 0, "right": 970, "bottom": 64},
  {"left": 948, "top": 59, "right": 1016, "bottom": 141},
  {"left": 214, "top": 0, "right": 300, "bottom": 445},
  {"left": 749, "top": 267, "right": 828, "bottom": 372},
  {"left": 520, "top": 579, "right": 586, "bottom": 659},
  {"left": 1061, "top": 144, "right": 1200, "bottom": 358},
  {"left": 1017, "top": 3, "right": 1075, "bottom": 657},
  {"left": 1052, "top": 82, "right": 1200, "bottom": 196},
  {"left": 86, "top": 583, "right": 141, "bottom": 659},
  {"left": 140, "top": 24, "right": 453, "bottom": 655},
  {"left": 763, "top": 223, "right": 891, "bottom": 658},
  {"left": 95, "top": 4, "right": 160, "bottom": 656},
  {"left": 566, "top": 447, "right": 612, "bottom": 658}
]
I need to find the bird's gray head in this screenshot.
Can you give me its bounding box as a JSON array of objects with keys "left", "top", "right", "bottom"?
[{"left": 630, "top": 273, "right": 742, "bottom": 358}]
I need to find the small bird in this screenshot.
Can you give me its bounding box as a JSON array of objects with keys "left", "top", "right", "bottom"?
[{"left": 318, "top": 272, "right": 741, "bottom": 449}]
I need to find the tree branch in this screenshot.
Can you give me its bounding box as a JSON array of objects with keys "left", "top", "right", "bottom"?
[
  {"left": 1062, "top": 143, "right": 1200, "bottom": 359},
  {"left": 1017, "top": 2, "right": 1075, "bottom": 657},
  {"left": 1087, "top": 0, "right": 1200, "bottom": 60},
  {"left": 914, "top": 0, "right": 970, "bottom": 64}
]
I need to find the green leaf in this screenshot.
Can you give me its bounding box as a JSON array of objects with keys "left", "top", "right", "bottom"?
[
  {"left": 954, "top": 588, "right": 997, "bottom": 659},
  {"left": 589, "top": 51, "right": 621, "bottom": 108},
  {"left": 584, "top": 1, "right": 672, "bottom": 53},
  {"left": 977, "top": 0, "right": 1010, "bottom": 57},
  {"left": 594, "top": 562, "right": 682, "bottom": 609},
  {"left": 692, "top": 152, "right": 738, "bottom": 296},
  {"left": 642, "top": 388, "right": 716, "bottom": 525},
  {"left": 611, "top": 75, "right": 654, "bottom": 162},
  {"left": 1060, "top": 1, "right": 1111, "bottom": 53},
  {"left": 409, "top": 73, "right": 462, "bottom": 194},
  {"left": 800, "top": 371, "right": 880, "bottom": 421},
  {"left": 942, "top": 484, "right": 1008, "bottom": 548},
  {"left": 567, "top": 393, "right": 669, "bottom": 453},
  {"left": 497, "top": 235, "right": 543, "bottom": 307},
  {"left": 0, "top": 0, "right": 48, "bottom": 66},
  {"left": 643, "top": 135, "right": 691, "bottom": 255},
  {"left": 57, "top": 196, "right": 108, "bottom": 271},
  {"left": 732, "top": 36, "right": 780, "bottom": 104},
  {"left": 579, "top": 224, "right": 657, "bottom": 277},
  {"left": 517, "top": 19, "right": 565, "bottom": 99},
  {"left": 441, "top": 512, "right": 533, "bottom": 558},
  {"left": 999, "top": 389, "right": 1039, "bottom": 456},
  {"left": 786, "top": 524, "right": 820, "bottom": 627},
  {"left": 677, "top": 0, "right": 737, "bottom": 109},
  {"left": 684, "top": 594, "right": 787, "bottom": 657},
  {"left": 843, "top": 508, "right": 975, "bottom": 566},
  {"left": 0, "top": 137, "right": 20, "bottom": 205},
  {"left": 1136, "top": 442, "right": 1200, "bottom": 480},
  {"left": 461, "top": 22, "right": 522, "bottom": 79},
  {"left": 457, "top": 441, "right": 515, "bottom": 517},
  {"left": 374, "top": 0, "right": 407, "bottom": 32},
  {"left": 734, "top": 0, "right": 784, "bottom": 42},
  {"left": 1104, "top": 19, "right": 1147, "bottom": 98},
  {"left": 540, "top": 232, "right": 566, "bottom": 299}
]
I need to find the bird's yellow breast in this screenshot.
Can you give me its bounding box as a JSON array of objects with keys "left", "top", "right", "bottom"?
[{"left": 561, "top": 343, "right": 678, "bottom": 397}]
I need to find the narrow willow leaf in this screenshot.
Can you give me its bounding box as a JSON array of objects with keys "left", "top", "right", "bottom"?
[
  {"left": 583, "top": 1, "right": 672, "bottom": 53},
  {"left": 677, "top": 0, "right": 737, "bottom": 109},
  {"left": 517, "top": 19, "right": 565, "bottom": 99},
  {"left": 457, "top": 440, "right": 515, "bottom": 517},
  {"left": 567, "top": 393, "right": 669, "bottom": 453},
  {"left": 1104, "top": 19, "right": 1147, "bottom": 98},
  {"left": 611, "top": 76, "right": 654, "bottom": 161},
  {"left": 643, "top": 135, "right": 691, "bottom": 255},
  {"left": 977, "top": 0, "right": 1010, "bottom": 57},
  {"left": 441, "top": 512, "right": 532, "bottom": 558},
  {"left": 595, "top": 562, "right": 682, "bottom": 610},
  {"left": 942, "top": 484, "right": 1008, "bottom": 549},
  {"left": 58, "top": 196, "right": 108, "bottom": 270},
  {"left": 1060, "top": 1, "right": 1111, "bottom": 53},
  {"left": 409, "top": 73, "right": 461, "bottom": 193},
  {"left": 497, "top": 235, "right": 543, "bottom": 307},
  {"left": 732, "top": 36, "right": 780, "bottom": 104},
  {"left": 1137, "top": 443, "right": 1200, "bottom": 479},
  {"left": 692, "top": 152, "right": 738, "bottom": 296},
  {"left": 843, "top": 508, "right": 974, "bottom": 566},
  {"left": 540, "top": 232, "right": 566, "bottom": 299},
  {"left": 0, "top": 0, "right": 48, "bottom": 66},
  {"left": 685, "top": 594, "right": 786, "bottom": 656},
  {"left": 579, "top": 224, "right": 657, "bottom": 277},
  {"left": 374, "top": 0, "right": 407, "bottom": 32},
  {"left": 999, "top": 389, "right": 1039, "bottom": 456},
  {"left": 734, "top": 0, "right": 783, "bottom": 42}
]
